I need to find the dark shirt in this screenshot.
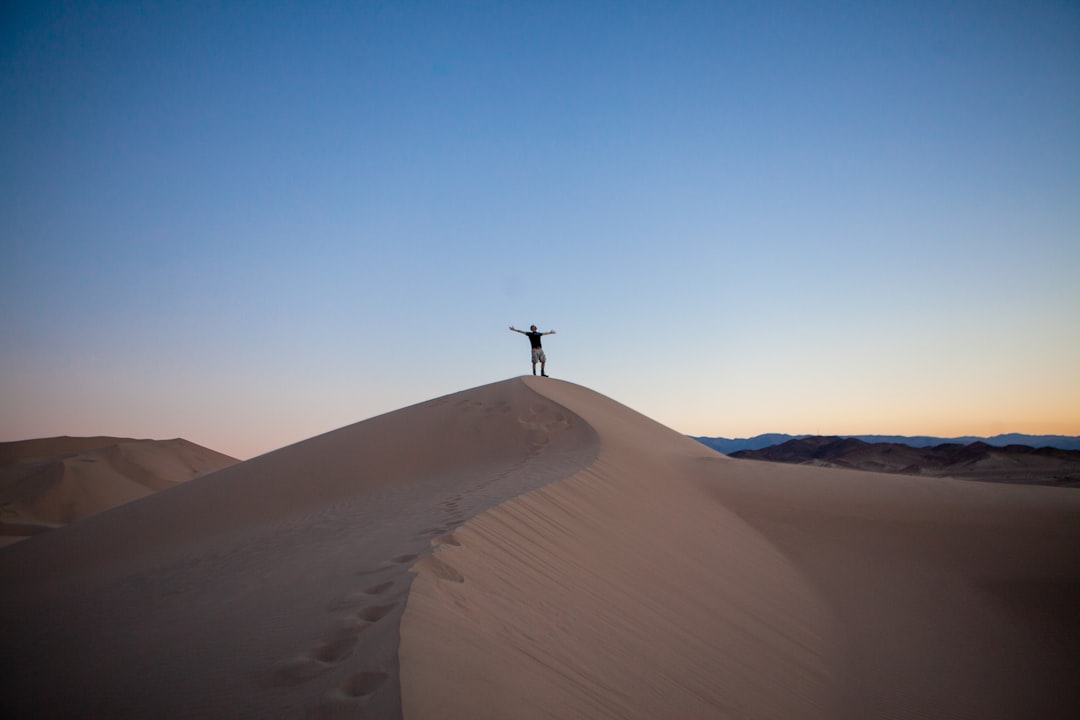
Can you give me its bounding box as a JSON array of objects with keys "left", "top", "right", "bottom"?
[{"left": 526, "top": 331, "right": 543, "bottom": 349}]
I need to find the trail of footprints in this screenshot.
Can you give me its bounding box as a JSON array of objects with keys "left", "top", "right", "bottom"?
[
  {"left": 274, "top": 398, "right": 559, "bottom": 710},
  {"left": 269, "top": 572, "right": 402, "bottom": 690},
  {"left": 271, "top": 521, "right": 468, "bottom": 718},
  {"left": 458, "top": 396, "right": 565, "bottom": 459},
  {"left": 265, "top": 393, "right": 566, "bottom": 716}
]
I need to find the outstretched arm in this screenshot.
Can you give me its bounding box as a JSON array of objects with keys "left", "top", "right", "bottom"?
[
  {"left": 509, "top": 326, "right": 527, "bottom": 334},
  {"left": 544, "top": 330, "right": 556, "bottom": 336}
]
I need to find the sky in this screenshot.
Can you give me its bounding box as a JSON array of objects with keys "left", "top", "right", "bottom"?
[{"left": 2, "top": 0, "right": 1078, "bottom": 459}]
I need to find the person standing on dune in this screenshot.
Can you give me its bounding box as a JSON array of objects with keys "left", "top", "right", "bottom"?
[{"left": 509, "top": 325, "right": 556, "bottom": 377}]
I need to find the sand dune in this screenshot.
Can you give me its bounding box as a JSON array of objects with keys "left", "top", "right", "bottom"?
[
  {"left": 403, "top": 379, "right": 1080, "bottom": 719},
  {"left": 2, "top": 377, "right": 1078, "bottom": 719},
  {"left": 0, "top": 436, "right": 239, "bottom": 547},
  {"left": 0, "top": 378, "right": 596, "bottom": 719},
  {"left": 401, "top": 380, "right": 834, "bottom": 719}
]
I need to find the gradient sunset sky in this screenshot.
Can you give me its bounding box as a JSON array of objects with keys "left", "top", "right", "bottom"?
[{"left": 3, "top": 1, "right": 1078, "bottom": 459}]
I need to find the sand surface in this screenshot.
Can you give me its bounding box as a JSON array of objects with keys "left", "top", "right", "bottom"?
[
  {"left": 0, "top": 436, "right": 239, "bottom": 547},
  {"left": 2, "top": 377, "right": 1078, "bottom": 719},
  {"left": 0, "top": 378, "right": 595, "bottom": 719},
  {"left": 401, "top": 378, "right": 1080, "bottom": 719}
]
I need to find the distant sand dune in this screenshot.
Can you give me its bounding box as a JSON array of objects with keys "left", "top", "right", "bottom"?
[
  {"left": 2, "top": 378, "right": 1078, "bottom": 719},
  {"left": 0, "top": 436, "right": 239, "bottom": 547}
]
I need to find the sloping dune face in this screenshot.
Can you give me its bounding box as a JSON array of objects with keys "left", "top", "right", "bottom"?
[
  {"left": 401, "top": 378, "right": 1080, "bottom": 720},
  {"left": 703, "top": 457, "right": 1080, "bottom": 718},
  {"left": 401, "top": 378, "right": 837, "bottom": 720},
  {"left": 0, "top": 437, "right": 239, "bottom": 546},
  {"left": 0, "top": 378, "right": 597, "bottom": 720}
]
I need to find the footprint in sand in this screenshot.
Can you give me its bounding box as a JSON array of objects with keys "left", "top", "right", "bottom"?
[
  {"left": 417, "top": 555, "right": 464, "bottom": 583},
  {"left": 271, "top": 601, "right": 399, "bottom": 688},
  {"left": 364, "top": 580, "right": 395, "bottom": 595},
  {"left": 270, "top": 625, "right": 366, "bottom": 687},
  {"left": 343, "top": 671, "right": 389, "bottom": 698},
  {"left": 432, "top": 531, "right": 461, "bottom": 548},
  {"left": 312, "top": 632, "right": 361, "bottom": 664},
  {"left": 307, "top": 671, "right": 391, "bottom": 719},
  {"left": 328, "top": 580, "right": 400, "bottom": 611},
  {"left": 517, "top": 407, "right": 568, "bottom": 428},
  {"left": 355, "top": 603, "right": 396, "bottom": 622}
]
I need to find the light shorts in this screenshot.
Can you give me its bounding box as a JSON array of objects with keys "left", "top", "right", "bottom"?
[{"left": 531, "top": 347, "right": 546, "bottom": 364}]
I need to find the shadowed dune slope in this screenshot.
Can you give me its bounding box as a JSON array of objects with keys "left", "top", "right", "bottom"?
[
  {"left": 0, "top": 378, "right": 597, "bottom": 720},
  {"left": 0, "top": 437, "right": 239, "bottom": 547},
  {"left": 401, "top": 377, "right": 1080, "bottom": 720}
]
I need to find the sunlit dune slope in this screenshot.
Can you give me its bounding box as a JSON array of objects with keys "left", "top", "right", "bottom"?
[{"left": 401, "top": 377, "right": 1080, "bottom": 720}]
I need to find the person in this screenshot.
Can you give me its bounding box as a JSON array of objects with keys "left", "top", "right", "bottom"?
[{"left": 509, "top": 324, "right": 556, "bottom": 376}]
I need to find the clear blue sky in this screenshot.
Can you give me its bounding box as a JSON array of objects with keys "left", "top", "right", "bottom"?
[{"left": 3, "top": 0, "right": 1078, "bottom": 458}]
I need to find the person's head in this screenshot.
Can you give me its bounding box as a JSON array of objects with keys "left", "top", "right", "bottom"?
[{"left": 530, "top": 325, "right": 537, "bottom": 331}]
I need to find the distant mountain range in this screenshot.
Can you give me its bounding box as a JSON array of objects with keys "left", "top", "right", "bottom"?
[
  {"left": 722, "top": 436, "right": 1080, "bottom": 487},
  {"left": 692, "top": 433, "right": 1080, "bottom": 455}
]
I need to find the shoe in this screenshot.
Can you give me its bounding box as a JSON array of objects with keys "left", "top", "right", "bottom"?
[{"left": 541, "top": 373, "right": 549, "bottom": 377}]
